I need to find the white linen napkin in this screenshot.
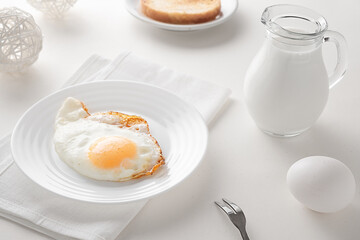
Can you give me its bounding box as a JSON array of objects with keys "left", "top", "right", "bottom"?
[{"left": 0, "top": 52, "right": 231, "bottom": 240}]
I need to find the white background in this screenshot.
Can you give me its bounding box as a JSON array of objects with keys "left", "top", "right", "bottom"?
[{"left": 0, "top": 0, "right": 359, "bottom": 239}]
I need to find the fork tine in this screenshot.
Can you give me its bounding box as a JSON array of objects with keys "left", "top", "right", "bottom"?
[
  {"left": 222, "top": 198, "right": 243, "bottom": 213},
  {"left": 216, "top": 199, "right": 250, "bottom": 240},
  {"left": 215, "top": 201, "right": 235, "bottom": 215}
]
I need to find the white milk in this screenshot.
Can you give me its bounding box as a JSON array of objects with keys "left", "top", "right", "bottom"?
[{"left": 244, "top": 37, "right": 329, "bottom": 136}]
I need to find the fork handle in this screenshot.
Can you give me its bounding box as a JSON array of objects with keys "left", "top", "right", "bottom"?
[{"left": 239, "top": 228, "right": 250, "bottom": 240}]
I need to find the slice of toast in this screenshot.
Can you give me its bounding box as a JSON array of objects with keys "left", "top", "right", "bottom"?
[{"left": 141, "top": 0, "right": 221, "bottom": 24}]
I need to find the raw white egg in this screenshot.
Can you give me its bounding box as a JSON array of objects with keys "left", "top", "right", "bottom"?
[{"left": 287, "top": 156, "right": 356, "bottom": 213}]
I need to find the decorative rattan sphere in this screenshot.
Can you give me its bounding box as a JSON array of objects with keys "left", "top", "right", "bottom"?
[
  {"left": 27, "top": 0, "right": 78, "bottom": 18},
  {"left": 0, "top": 7, "right": 43, "bottom": 72}
]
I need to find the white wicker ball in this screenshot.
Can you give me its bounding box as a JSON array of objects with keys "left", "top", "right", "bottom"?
[
  {"left": 27, "top": 0, "right": 78, "bottom": 18},
  {"left": 0, "top": 7, "right": 43, "bottom": 72}
]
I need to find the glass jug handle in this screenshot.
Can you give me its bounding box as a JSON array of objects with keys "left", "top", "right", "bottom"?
[{"left": 323, "top": 30, "right": 348, "bottom": 89}]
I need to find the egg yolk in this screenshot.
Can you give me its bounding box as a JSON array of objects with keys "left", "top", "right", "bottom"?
[{"left": 88, "top": 136, "right": 137, "bottom": 169}]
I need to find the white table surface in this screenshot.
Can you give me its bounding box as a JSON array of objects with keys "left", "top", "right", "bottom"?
[{"left": 1, "top": 0, "right": 359, "bottom": 239}]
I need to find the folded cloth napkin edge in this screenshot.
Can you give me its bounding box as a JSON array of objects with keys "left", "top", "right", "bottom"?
[{"left": 0, "top": 197, "right": 104, "bottom": 240}]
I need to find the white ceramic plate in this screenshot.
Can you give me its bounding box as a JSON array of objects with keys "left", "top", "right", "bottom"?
[
  {"left": 125, "top": 0, "right": 238, "bottom": 31},
  {"left": 11, "top": 80, "right": 208, "bottom": 203}
]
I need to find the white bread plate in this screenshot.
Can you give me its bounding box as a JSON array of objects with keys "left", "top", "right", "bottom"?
[{"left": 124, "top": 0, "right": 238, "bottom": 31}]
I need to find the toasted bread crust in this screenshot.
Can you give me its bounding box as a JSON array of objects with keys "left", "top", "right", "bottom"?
[{"left": 141, "top": 0, "right": 221, "bottom": 24}]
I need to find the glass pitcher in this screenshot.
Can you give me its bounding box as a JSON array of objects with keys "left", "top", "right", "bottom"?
[{"left": 244, "top": 4, "right": 347, "bottom": 137}]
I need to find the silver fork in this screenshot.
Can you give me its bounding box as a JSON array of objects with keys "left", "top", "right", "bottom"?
[{"left": 215, "top": 198, "right": 250, "bottom": 240}]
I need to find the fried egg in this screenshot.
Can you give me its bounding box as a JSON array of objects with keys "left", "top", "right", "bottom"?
[{"left": 53, "top": 97, "right": 165, "bottom": 182}]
